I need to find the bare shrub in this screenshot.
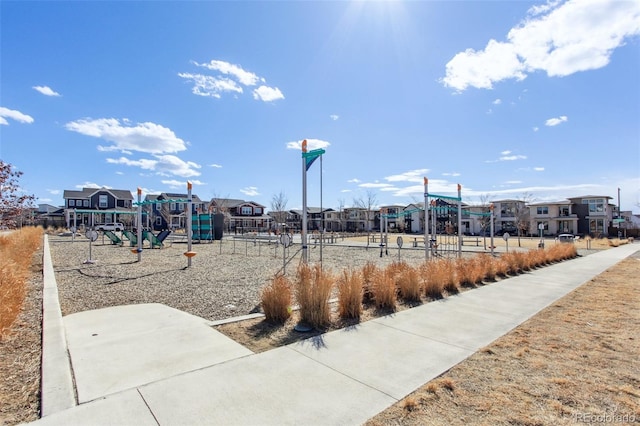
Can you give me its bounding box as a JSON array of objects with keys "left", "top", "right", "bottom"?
[
  {"left": 440, "top": 259, "right": 458, "bottom": 294},
  {"left": 455, "top": 258, "right": 475, "bottom": 287},
  {"left": 261, "top": 275, "right": 292, "bottom": 324},
  {"left": 477, "top": 253, "right": 495, "bottom": 282},
  {"left": 337, "top": 269, "right": 363, "bottom": 320}
]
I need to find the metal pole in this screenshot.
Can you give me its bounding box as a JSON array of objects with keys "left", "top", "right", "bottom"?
[
  {"left": 187, "top": 181, "right": 193, "bottom": 267},
  {"left": 320, "top": 154, "right": 323, "bottom": 266},
  {"left": 301, "top": 140, "right": 308, "bottom": 263},
  {"left": 457, "top": 184, "right": 462, "bottom": 258},
  {"left": 424, "top": 178, "right": 428, "bottom": 260},
  {"left": 490, "top": 204, "right": 495, "bottom": 256},
  {"left": 137, "top": 188, "right": 142, "bottom": 262}
]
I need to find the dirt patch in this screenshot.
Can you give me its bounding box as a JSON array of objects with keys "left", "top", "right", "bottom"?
[
  {"left": 0, "top": 247, "right": 43, "bottom": 426},
  {"left": 366, "top": 254, "right": 640, "bottom": 425}
]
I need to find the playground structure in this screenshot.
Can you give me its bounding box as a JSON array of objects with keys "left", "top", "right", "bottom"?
[{"left": 191, "top": 213, "right": 224, "bottom": 242}]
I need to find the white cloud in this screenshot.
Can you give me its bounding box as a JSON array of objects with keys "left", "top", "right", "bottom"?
[
  {"left": 500, "top": 154, "right": 527, "bottom": 161},
  {"left": 534, "top": 167, "right": 545, "bottom": 171},
  {"left": 47, "top": 189, "right": 60, "bottom": 195},
  {"left": 160, "top": 179, "right": 206, "bottom": 189},
  {"left": 181, "top": 59, "right": 284, "bottom": 102},
  {"left": 505, "top": 180, "right": 523, "bottom": 184},
  {"left": 286, "top": 138, "right": 331, "bottom": 150},
  {"left": 493, "top": 99, "right": 502, "bottom": 105},
  {"left": 533, "top": 127, "right": 540, "bottom": 132},
  {"left": 75, "top": 182, "right": 107, "bottom": 189},
  {"left": 253, "top": 86, "right": 284, "bottom": 102},
  {"left": 33, "top": 85, "right": 61, "bottom": 96},
  {"left": 442, "top": 0, "right": 640, "bottom": 91},
  {"left": 340, "top": 189, "right": 352, "bottom": 193},
  {"left": 210, "top": 163, "right": 223, "bottom": 168},
  {"left": 501, "top": 150, "right": 512, "bottom": 155},
  {"left": 359, "top": 182, "right": 394, "bottom": 189},
  {"left": 106, "top": 154, "right": 201, "bottom": 178},
  {"left": 545, "top": 115, "right": 568, "bottom": 126},
  {"left": 66, "top": 118, "right": 187, "bottom": 154},
  {"left": 347, "top": 178, "right": 361, "bottom": 183},
  {"left": 384, "top": 168, "right": 429, "bottom": 183},
  {"left": 442, "top": 172, "right": 461, "bottom": 177},
  {"left": 178, "top": 73, "right": 243, "bottom": 98},
  {"left": 0, "top": 106, "right": 34, "bottom": 125},
  {"left": 240, "top": 186, "right": 260, "bottom": 196},
  {"left": 193, "top": 60, "right": 261, "bottom": 86},
  {"left": 330, "top": 114, "right": 340, "bottom": 121}
]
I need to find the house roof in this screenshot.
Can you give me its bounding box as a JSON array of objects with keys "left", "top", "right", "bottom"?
[
  {"left": 211, "top": 198, "right": 265, "bottom": 209},
  {"left": 145, "top": 193, "right": 204, "bottom": 203},
  {"left": 567, "top": 195, "right": 613, "bottom": 201},
  {"left": 63, "top": 187, "right": 133, "bottom": 200}
]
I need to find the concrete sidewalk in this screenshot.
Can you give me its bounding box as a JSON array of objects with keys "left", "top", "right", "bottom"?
[{"left": 33, "top": 243, "right": 638, "bottom": 425}]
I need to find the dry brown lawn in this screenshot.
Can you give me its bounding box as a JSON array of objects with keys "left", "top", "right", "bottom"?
[{"left": 366, "top": 253, "right": 640, "bottom": 425}]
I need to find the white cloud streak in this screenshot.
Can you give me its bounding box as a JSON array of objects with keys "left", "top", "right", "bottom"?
[
  {"left": 286, "top": 139, "right": 331, "bottom": 150},
  {"left": 65, "top": 118, "right": 187, "bottom": 154},
  {"left": 442, "top": 0, "right": 640, "bottom": 91},
  {"left": 240, "top": 186, "right": 260, "bottom": 196},
  {"left": 0, "top": 106, "right": 34, "bottom": 125},
  {"left": 180, "top": 59, "right": 284, "bottom": 102},
  {"left": 545, "top": 115, "right": 568, "bottom": 126},
  {"left": 33, "top": 85, "right": 61, "bottom": 96}
]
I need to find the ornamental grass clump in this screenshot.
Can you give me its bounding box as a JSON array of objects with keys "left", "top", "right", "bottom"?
[
  {"left": 261, "top": 275, "right": 292, "bottom": 324},
  {"left": 0, "top": 227, "right": 42, "bottom": 338},
  {"left": 361, "top": 262, "right": 378, "bottom": 303},
  {"left": 455, "top": 257, "right": 476, "bottom": 287},
  {"left": 440, "top": 259, "right": 459, "bottom": 294},
  {"left": 371, "top": 268, "right": 397, "bottom": 310},
  {"left": 419, "top": 261, "right": 444, "bottom": 299},
  {"left": 396, "top": 265, "right": 422, "bottom": 302},
  {"left": 477, "top": 253, "right": 496, "bottom": 281},
  {"left": 337, "top": 269, "right": 363, "bottom": 320},
  {"left": 294, "top": 263, "right": 333, "bottom": 329}
]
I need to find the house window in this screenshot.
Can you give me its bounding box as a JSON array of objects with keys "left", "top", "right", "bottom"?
[
  {"left": 241, "top": 206, "right": 252, "bottom": 215},
  {"left": 583, "top": 199, "right": 605, "bottom": 214},
  {"left": 99, "top": 195, "right": 108, "bottom": 208},
  {"left": 560, "top": 206, "right": 570, "bottom": 216},
  {"left": 500, "top": 203, "right": 515, "bottom": 217},
  {"left": 589, "top": 219, "right": 604, "bottom": 234},
  {"left": 254, "top": 207, "right": 262, "bottom": 214},
  {"left": 155, "top": 217, "right": 163, "bottom": 226},
  {"left": 536, "top": 206, "right": 548, "bottom": 215},
  {"left": 170, "top": 203, "right": 176, "bottom": 211},
  {"left": 69, "top": 200, "right": 75, "bottom": 207},
  {"left": 83, "top": 200, "right": 89, "bottom": 207}
]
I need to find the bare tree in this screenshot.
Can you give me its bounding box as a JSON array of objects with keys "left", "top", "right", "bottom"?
[
  {"left": 353, "top": 189, "right": 377, "bottom": 246},
  {"left": 0, "top": 161, "right": 36, "bottom": 228},
  {"left": 514, "top": 192, "right": 535, "bottom": 247},
  {"left": 337, "top": 198, "right": 346, "bottom": 232},
  {"left": 270, "top": 191, "right": 288, "bottom": 232}
]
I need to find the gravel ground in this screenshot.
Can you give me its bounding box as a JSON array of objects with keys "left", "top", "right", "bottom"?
[{"left": 49, "top": 234, "right": 439, "bottom": 321}]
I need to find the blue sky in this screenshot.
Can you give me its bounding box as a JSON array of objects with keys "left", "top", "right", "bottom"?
[{"left": 1, "top": 0, "right": 639, "bottom": 213}]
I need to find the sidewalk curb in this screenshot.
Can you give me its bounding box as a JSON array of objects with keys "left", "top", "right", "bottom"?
[{"left": 40, "top": 234, "right": 76, "bottom": 416}]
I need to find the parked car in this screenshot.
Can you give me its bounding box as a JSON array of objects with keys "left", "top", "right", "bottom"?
[
  {"left": 557, "top": 234, "right": 576, "bottom": 243},
  {"left": 96, "top": 222, "right": 124, "bottom": 232}
]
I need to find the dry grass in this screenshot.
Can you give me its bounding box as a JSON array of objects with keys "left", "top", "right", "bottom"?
[
  {"left": 337, "top": 269, "right": 363, "bottom": 320},
  {"left": 371, "top": 268, "right": 397, "bottom": 310},
  {"left": 0, "top": 228, "right": 42, "bottom": 338},
  {"left": 294, "top": 263, "right": 334, "bottom": 329},
  {"left": 440, "top": 259, "right": 458, "bottom": 294},
  {"left": 361, "top": 262, "right": 378, "bottom": 304},
  {"left": 395, "top": 264, "right": 422, "bottom": 303},
  {"left": 260, "top": 275, "right": 292, "bottom": 324},
  {"left": 366, "top": 254, "right": 640, "bottom": 426},
  {"left": 419, "top": 261, "right": 444, "bottom": 299}
]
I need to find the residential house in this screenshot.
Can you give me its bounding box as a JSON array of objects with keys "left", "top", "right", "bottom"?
[
  {"left": 344, "top": 207, "right": 369, "bottom": 232},
  {"left": 379, "top": 205, "right": 406, "bottom": 231},
  {"left": 527, "top": 201, "right": 578, "bottom": 236},
  {"left": 287, "top": 208, "right": 334, "bottom": 232},
  {"left": 491, "top": 199, "right": 529, "bottom": 235},
  {"left": 567, "top": 195, "right": 614, "bottom": 237},
  {"left": 144, "top": 192, "right": 207, "bottom": 231},
  {"left": 210, "top": 198, "right": 270, "bottom": 232},
  {"left": 35, "top": 204, "right": 66, "bottom": 229},
  {"left": 63, "top": 187, "right": 134, "bottom": 229}
]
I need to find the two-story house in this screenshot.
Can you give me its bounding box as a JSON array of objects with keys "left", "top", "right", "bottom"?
[
  {"left": 144, "top": 192, "right": 207, "bottom": 231},
  {"left": 210, "top": 198, "right": 270, "bottom": 233},
  {"left": 527, "top": 201, "right": 578, "bottom": 236},
  {"left": 63, "top": 187, "right": 134, "bottom": 229},
  {"left": 567, "top": 195, "right": 614, "bottom": 237},
  {"left": 491, "top": 199, "right": 529, "bottom": 235}
]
